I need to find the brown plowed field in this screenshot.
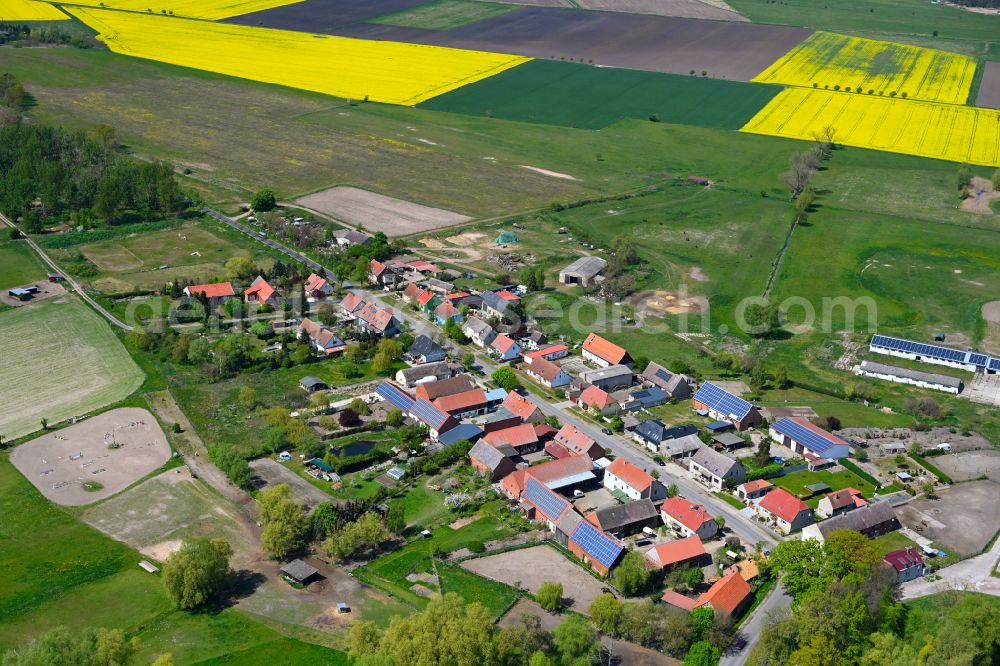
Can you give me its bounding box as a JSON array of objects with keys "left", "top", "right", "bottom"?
[{"left": 977, "top": 61, "right": 1000, "bottom": 110}]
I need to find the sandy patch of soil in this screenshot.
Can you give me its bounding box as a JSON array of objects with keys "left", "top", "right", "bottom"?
[
  {"left": 960, "top": 177, "right": 1000, "bottom": 214},
  {"left": 519, "top": 165, "right": 578, "bottom": 181},
  {"left": 575, "top": 0, "right": 746, "bottom": 21},
  {"left": 419, "top": 238, "right": 445, "bottom": 249},
  {"left": 688, "top": 266, "right": 709, "bottom": 282},
  {"left": 449, "top": 515, "right": 478, "bottom": 530},
  {"left": 142, "top": 539, "right": 183, "bottom": 562},
  {"left": 10, "top": 407, "right": 170, "bottom": 506},
  {"left": 982, "top": 300, "right": 1000, "bottom": 355},
  {"left": 630, "top": 290, "right": 707, "bottom": 319},
  {"left": 445, "top": 231, "right": 487, "bottom": 246}
]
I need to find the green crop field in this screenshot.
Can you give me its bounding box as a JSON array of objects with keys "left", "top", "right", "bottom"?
[
  {"left": 0, "top": 298, "right": 145, "bottom": 440},
  {"left": 369, "top": 0, "right": 516, "bottom": 30},
  {"left": 0, "top": 240, "right": 47, "bottom": 290},
  {"left": 420, "top": 60, "right": 781, "bottom": 130}
]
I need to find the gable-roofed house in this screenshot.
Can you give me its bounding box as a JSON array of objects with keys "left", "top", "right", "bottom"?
[
  {"left": 338, "top": 293, "right": 365, "bottom": 319},
  {"left": 582, "top": 332, "right": 633, "bottom": 369},
  {"left": 184, "top": 282, "right": 236, "bottom": 299},
  {"left": 434, "top": 300, "right": 462, "bottom": 325},
  {"left": 688, "top": 445, "right": 745, "bottom": 491},
  {"left": 395, "top": 361, "right": 453, "bottom": 388},
  {"left": 502, "top": 455, "right": 597, "bottom": 500},
  {"left": 736, "top": 479, "right": 773, "bottom": 502},
  {"left": 524, "top": 358, "right": 572, "bottom": 389},
  {"left": 407, "top": 334, "right": 446, "bottom": 364},
  {"left": 481, "top": 289, "right": 520, "bottom": 321},
  {"left": 483, "top": 423, "right": 540, "bottom": 454},
  {"left": 501, "top": 392, "right": 544, "bottom": 424},
  {"left": 434, "top": 388, "right": 489, "bottom": 419},
  {"left": 304, "top": 273, "right": 333, "bottom": 299},
  {"left": 462, "top": 316, "right": 497, "bottom": 348},
  {"left": 588, "top": 498, "right": 659, "bottom": 537},
  {"left": 401, "top": 282, "right": 425, "bottom": 305},
  {"left": 244, "top": 276, "right": 278, "bottom": 306},
  {"left": 553, "top": 424, "right": 605, "bottom": 460},
  {"left": 696, "top": 572, "right": 752, "bottom": 617},
  {"left": 692, "top": 382, "right": 762, "bottom": 431},
  {"left": 801, "top": 502, "right": 900, "bottom": 542},
  {"left": 354, "top": 301, "right": 399, "bottom": 337},
  {"left": 414, "top": 374, "right": 475, "bottom": 401},
  {"left": 577, "top": 385, "right": 620, "bottom": 417},
  {"left": 769, "top": 417, "right": 851, "bottom": 460},
  {"left": 521, "top": 477, "right": 574, "bottom": 527},
  {"left": 884, "top": 547, "right": 929, "bottom": 582},
  {"left": 645, "top": 536, "right": 710, "bottom": 571},
  {"left": 523, "top": 344, "right": 569, "bottom": 365},
  {"left": 331, "top": 229, "right": 372, "bottom": 247},
  {"left": 816, "top": 488, "right": 867, "bottom": 519},
  {"left": 640, "top": 361, "right": 692, "bottom": 399},
  {"left": 661, "top": 496, "right": 719, "bottom": 540},
  {"left": 408, "top": 398, "right": 458, "bottom": 440},
  {"left": 604, "top": 458, "right": 665, "bottom": 501},
  {"left": 758, "top": 487, "right": 814, "bottom": 534},
  {"left": 489, "top": 334, "right": 522, "bottom": 362},
  {"left": 297, "top": 317, "right": 346, "bottom": 355},
  {"left": 369, "top": 259, "right": 399, "bottom": 290},
  {"left": 469, "top": 441, "right": 515, "bottom": 481}
]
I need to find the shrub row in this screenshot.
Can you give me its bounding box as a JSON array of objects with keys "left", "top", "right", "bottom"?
[{"left": 910, "top": 453, "right": 952, "bottom": 484}]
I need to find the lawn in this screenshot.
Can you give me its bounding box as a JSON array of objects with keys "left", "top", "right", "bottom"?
[
  {"left": 193, "top": 638, "right": 348, "bottom": 665},
  {"left": 0, "top": 297, "right": 145, "bottom": 440},
  {"left": 438, "top": 563, "right": 519, "bottom": 619},
  {"left": 369, "top": 0, "right": 516, "bottom": 30},
  {"left": 754, "top": 386, "right": 912, "bottom": 429},
  {"left": 872, "top": 530, "right": 919, "bottom": 555},
  {"left": 420, "top": 59, "right": 781, "bottom": 130},
  {"left": 771, "top": 468, "right": 877, "bottom": 501},
  {"left": 0, "top": 239, "right": 47, "bottom": 290}
]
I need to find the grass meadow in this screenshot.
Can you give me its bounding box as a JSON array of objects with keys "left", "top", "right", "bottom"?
[
  {"left": 0, "top": 298, "right": 145, "bottom": 440},
  {"left": 0, "top": 240, "right": 47, "bottom": 290}
]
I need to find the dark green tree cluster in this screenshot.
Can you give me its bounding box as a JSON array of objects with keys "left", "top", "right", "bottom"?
[
  {"left": 0, "top": 24, "right": 97, "bottom": 48},
  {"left": 162, "top": 538, "right": 235, "bottom": 610},
  {"left": 0, "top": 123, "right": 185, "bottom": 231},
  {"left": 0, "top": 626, "right": 145, "bottom": 666}
]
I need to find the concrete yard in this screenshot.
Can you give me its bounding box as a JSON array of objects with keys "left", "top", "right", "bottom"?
[
  {"left": 894, "top": 480, "right": 1000, "bottom": 557},
  {"left": 461, "top": 544, "right": 610, "bottom": 613},
  {"left": 10, "top": 407, "right": 170, "bottom": 506},
  {"left": 932, "top": 450, "right": 1000, "bottom": 483}
]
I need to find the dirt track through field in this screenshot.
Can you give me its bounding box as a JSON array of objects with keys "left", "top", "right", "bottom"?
[{"left": 239, "top": 6, "right": 810, "bottom": 81}]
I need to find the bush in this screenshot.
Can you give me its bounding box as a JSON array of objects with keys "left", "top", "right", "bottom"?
[
  {"left": 250, "top": 188, "right": 276, "bottom": 212},
  {"left": 468, "top": 540, "right": 486, "bottom": 554},
  {"left": 537, "top": 582, "right": 563, "bottom": 611},
  {"left": 910, "top": 453, "right": 952, "bottom": 484}
]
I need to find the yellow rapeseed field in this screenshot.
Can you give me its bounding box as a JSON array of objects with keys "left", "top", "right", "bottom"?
[
  {"left": 752, "top": 32, "right": 976, "bottom": 105},
  {"left": 68, "top": 8, "right": 531, "bottom": 106},
  {"left": 740, "top": 88, "right": 1000, "bottom": 167},
  {"left": 0, "top": 0, "right": 66, "bottom": 21},
  {"left": 57, "top": 0, "right": 303, "bottom": 21}
]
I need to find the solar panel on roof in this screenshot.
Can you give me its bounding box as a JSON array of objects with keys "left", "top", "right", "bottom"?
[
  {"left": 571, "top": 520, "right": 624, "bottom": 568},
  {"left": 969, "top": 354, "right": 988, "bottom": 367},
  {"left": 411, "top": 398, "right": 449, "bottom": 429},
  {"left": 773, "top": 418, "right": 843, "bottom": 455},
  {"left": 871, "top": 335, "right": 994, "bottom": 366},
  {"left": 991, "top": 359, "right": 1000, "bottom": 371},
  {"left": 694, "top": 382, "right": 752, "bottom": 421},
  {"left": 525, "top": 477, "right": 569, "bottom": 521},
  {"left": 377, "top": 383, "right": 414, "bottom": 411}
]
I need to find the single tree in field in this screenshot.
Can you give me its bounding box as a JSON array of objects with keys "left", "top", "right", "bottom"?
[
  {"left": 537, "top": 581, "right": 563, "bottom": 611},
  {"left": 162, "top": 538, "right": 234, "bottom": 610},
  {"left": 250, "top": 188, "right": 276, "bottom": 212}
]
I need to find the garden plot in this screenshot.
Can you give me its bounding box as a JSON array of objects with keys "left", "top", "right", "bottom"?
[
  {"left": 296, "top": 187, "right": 472, "bottom": 236},
  {"left": 894, "top": 480, "right": 1000, "bottom": 557},
  {"left": 461, "top": 544, "right": 608, "bottom": 613},
  {"left": 10, "top": 408, "right": 170, "bottom": 506}
]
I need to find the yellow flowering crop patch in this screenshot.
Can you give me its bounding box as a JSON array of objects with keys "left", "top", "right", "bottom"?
[
  {"left": 68, "top": 8, "right": 531, "bottom": 106},
  {"left": 752, "top": 32, "right": 976, "bottom": 105},
  {"left": 57, "top": 0, "right": 303, "bottom": 21},
  {"left": 741, "top": 88, "right": 1000, "bottom": 167},
  {"left": 0, "top": 0, "right": 66, "bottom": 21}
]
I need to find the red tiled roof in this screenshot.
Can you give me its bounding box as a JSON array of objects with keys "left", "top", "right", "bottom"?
[
  {"left": 533, "top": 424, "right": 558, "bottom": 439},
  {"left": 502, "top": 392, "right": 540, "bottom": 421},
  {"left": 582, "top": 332, "right": 628, "bottom": 364},
  {"left": 370, "top": 259, "right": 387, "bottom": 277},
  {"left": 434, "top": 301, "right": 459, "bottom": 319},
  {"left": 484, "top": 423, "right": 539, "bottom": 449},
  {"left": 406, "top": 260, "right": 441, "bottom": 273},
  {"left": 760, "top": 487, "right": 810, "bottom": 523},
  {"left": 502, "top": 468, "right": 529, "bottom": 498},
  {"left": 491, "top": 334, "right": 519, "bottom": 354},
  {"left": 186, "top": 282, "right": 235, "bottom": 298},
  {"left": 298, "top": 317, "right": 323, "bottom": 337},
  {"left": 646, "top": 536, "right": 706, "bottom": 569},
  {"left": 661, "top": 496, "right": 713, "bottom": 533},
  {"left": 884, "top": 547, "right": 925, "bottom": 572},
  {"left": 445, "top": 292, "right": 470, "bottom": 300},
  {"left": 340, "top": 293, "right": 364, "bottom": 313},
  {"left": 740, "top": 479, "right": 773, "bottom": 493},
  {"left": 497, "top": 290, "right": 520, "bottom": 301},
  {"left": 244, "top": 276, "right": 275, "bottom": 303},
  {"left": 355, "top": 302, "right": 395, "bottom": 332},
  {"left": 545, "top": 441, "right": 572, "bottom": 459},
  {"left": 417, "top": 290, "right": 437, "bottom": 306},
  {"left": 553, "top": 424, "right": 600, "bottom": 457},
  {"left": 606, "top": 457, "right": 653, "bottom": 492},
  {"left": 402, "top": 283, "right": 424, "bottom": 300},
  {"left": 304, "top": 273, "right": 328, "bottom": 293},
  {"left": 697, "top": 572, "right": 751, "bottom": 615},
  {"left": 661, "top": 589, "right": 699, "bottom": 611},
  {"left": 524, "top": 344, "right": 569, "bottom": 360},
  {"left": 579, "top": 385, "right": 615, "bottom": 410},
  {"left": 824, "top": 488, "right": 859, "bottom": 510},
  {"left": 434, "top": 389, "right": 487, "bottom": 414}
]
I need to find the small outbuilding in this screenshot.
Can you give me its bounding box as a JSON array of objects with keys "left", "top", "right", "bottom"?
[
  {"left": 281, "top": 559, "right": 320, "bottom": 585},
  {"left": 299, "top": 376, "right": 328, "bottom": 392},
  {"left": 559, "top": 256, "right": 608, "bottom": 287}
]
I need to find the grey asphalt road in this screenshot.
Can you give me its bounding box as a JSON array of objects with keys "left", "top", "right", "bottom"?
[{"left": 719, "top": 582, "right": 791, "bottom": 666}]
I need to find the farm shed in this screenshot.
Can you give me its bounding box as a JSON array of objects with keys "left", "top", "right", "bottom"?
[
  {"left": 559, "top": 256, "right": 607, "bottom": 287},
  {"left": 281, "top": 559, "right": 320, "bottom": 585},
  {"left": 856, "top": 360, "right": 962, "bottom": 394},
  {"left": 299, "top": 376, "right": 328, "bottom": 392}
]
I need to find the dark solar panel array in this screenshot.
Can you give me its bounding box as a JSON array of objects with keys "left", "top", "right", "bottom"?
[
  {"left": 377, "top": 382, "right": 414, "bottom": 411},
  {"left": 524, "top": 477, "right": 569, "bottom": 521},
  {"left": 870, "top": 335, "right": 998, "bottom": 369},
  {"left": 694, "top": 382, "right": 752, "bottom": 420},
  {"left": 410, "top": 398, "right": 450, "bottom": 429},
  {"left": 772, "top": 418, "right": 839, "bottom": 455},
  {"left": 570, "top": 520, "right": 624, "bottom": 568}
]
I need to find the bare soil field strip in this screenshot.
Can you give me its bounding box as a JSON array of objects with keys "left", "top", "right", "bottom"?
[
  {"left": 249, "top": 458, "right": 333, "bottom": 511},
  {"left": 461, "top": 544, "right": 608, "bottom": 613},
  {"left": 931, "top": 451, "right": 1000, "bottom": 483},
  {"left": 226, "top": 0, "right": 430, "bottom": 28},
  {"left": 977, "top": 61, "right": 1000, "bottom": 110},
  {"left": 242, "top": 6, "right": 811, "bottom": 81},
  {"left": 296, "top": 186, "right": 472, "bottom": 236},
  {"left": 894, "top": 480, "right": 1000, "bottom": 557},
  {"left": 10, "top": 408, "right": 170, "bottom": 506},
  {"left": 575, "top": 0, "right": 747, "bottom": 21},
  {"left": 487, "top": 0, "right": 571, "bottom": 6}
]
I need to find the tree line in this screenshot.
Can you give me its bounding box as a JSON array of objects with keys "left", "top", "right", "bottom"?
[{"left": 0, "top": 118, "right": 186, "bottom": 231}]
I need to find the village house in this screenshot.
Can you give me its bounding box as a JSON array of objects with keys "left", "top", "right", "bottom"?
[
  {"left": 184, "top": 282, "right": 235, "bottom": 300},
  {"left": 661, "top": 434, "right": 703, "bottom": 460},
  {"left": 618, "top": 386, "right": 669, "bottom": 412},
  {"left": 523, "top": 344, "right": 569, "bottom": 365},
  {"left": 484, "top": 423, "right": 540, "bottom": 454},
  {"left": 757, "top": 488, "right": 814, "bottom": 534},
  {"left": 801, "top": 502, "right": 901, "bottom": 542},
  {"left": 660, "top": 496, "right": 719, "bottom": 540},
  {"left": 640, "top": 361, "right": 692, "bottom": 399},
  {"left": 415, "top": 375, "right": 475, "bottom": 401},
  {"left": 409, "top": 398, "right": 458, "bottom": 440},
  {"left": 338, "top": 293, "right": 364, "bottom": 319},
  {"left": 417, "top": 289, "right": 440, "bottom": 312},
  {"left": 588, "top": 499, "right": 659, "bottom": 537},
  {"left": 462, "top": 317, "right": 497, "bottom": 348},
  {"left": 434, "top": 388, "right": 489, "bottom": 419},
  {"left": 433, "top": 300, "right": 461, "bottom": 325},
  {"left": 501, "top": 391, "right": 544, "bottom": 424},
  {"left": 243, "top": 276, "right": 278, "bottom": 307},
  {"left": 304, "top": 273, "right": 333, "bottom": 300},
  {"left": 553, "top": 424, "right": 605, "bottom": 460},
  {"left": 692, "top": 382, "right": 762, "bottom": 431},
  {"left": 884, "top": 547, "right": 929, "bottom": 583},
  {"left": 353, "top": 301, "right": 399, "bottom": 337},
  {"left": 568, "top": 519, "right": 625, "bottom": 577},
  {"left": 489, "top": 334, "right": 523, "bottom": 362},
  {"left": 481, "top": 289, "right": 520, "bottom": 321},
  {"left": 369, "top": 259, "right": 400, "bottom": 290},
  {"left": 688, "top": 445, "right": 746, "bottom": 491},
  {"left": 736, "top": 479, "right": 773, "bottom": 502},
  {"left": 645, "top": 536, "right": 710, "bottom": 571},
  {"left": 816, "top": 487, "right": 867, "bottom": 519},
  {"left": 603, "top": 458, "right": 666, "bottom": 501},
  {"left": 297, "top": 318, "right": 346, "bottom": 355},
  {"left": 661, "top": 571, "right": 752, "bottom": 618},
  {"left": 407, "top": 335, "right": 446, "bottom": 364},
  {"left": 502, "top": 455, "right": 598, "bottom": 500},
  {"left": 523, "top": 358, "right": 572, "bottom": 389},
  {"left": 401, "top": 282, "right": 426, "bottom": 305},
  {"left": 395, "top": 361, "right": 453, "bottom": 388},
  {"left": 577, "top": 385, "right": 620, "bottom": 417},
  {"left": 581, "top": 332, "right": 633, "bottom": 368},
  {"left": 331, "top": 229, "right": 372, "bottom": 247},
  {"left": 469, "top": 440, "right": 516, "bottom": 481},
  {"left": 580, "top": 365, "right": 634, "bottom": 391},
  {"left": 521, "top": 476, "right": 574, "bottom": 527},
  {"left": 519, "top": 330, "right": 549, "bottom": 351}
]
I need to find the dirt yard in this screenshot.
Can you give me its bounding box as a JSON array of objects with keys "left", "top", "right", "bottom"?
[
  {"left": 461, "top": 544, "right": 610, "bottom": 613},
  {"left": 575, "top": 0, "right": 746, "bottom": 21},
  {"left": 0, "top": 281, "right": 66, "bottom": 308},
  {"left": 894, "top": 480, "right": 1000, "bottom": 557},
  {"left": 296, "top": 186, "right": 471, "bottom": 237},
  {"left": 959, "top": 177, "right": 1000, "bottom": 215},
  {"left": 630, "top": 290, "right": 706, "bottom": 319},
  {"left": 250, "top": 458, "right": 334, "bottom": 511},
  {"left": 10, "top": 408, "right": 170, "bottom": 506},
  {"left": 932, "top": 451, "right": 1000, "bottom": 483},
  {"left": 982, "top": 300, "right": 1000, "bottom": 355},
  {"left": 976, "top": 60, "right": 1000, "bottom": 110}
]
